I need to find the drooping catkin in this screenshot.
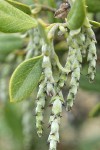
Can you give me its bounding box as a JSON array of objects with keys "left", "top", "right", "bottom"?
[
  {"left": 66, "top": 49, "right": 82, "bottom": 111},
  {"left": 48, "top": 90, "right": 64, "bottom": 150},
  {"left": 42, "top": 44, "right": 55, "bottom": 97},
  {"left": 64, "top": 29, "right": 82, "bottom": 110},
  {"left": 26, "top": 28, "right": 42, "bottom": 59},
  {"left": 35, "top": 79, "right": 46, "bottom": 137},
  {"left": 36, "top": 42, "right": 55, "bottom": 137},
  {"left": 34, "top": 18, "right": 97, "bottom": 150},
  {"left": 86, "top": 27, "right": 97, "bottom": 82}
]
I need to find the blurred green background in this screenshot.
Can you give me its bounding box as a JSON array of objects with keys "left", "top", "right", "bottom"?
[{"left": 0, "top": 0, "right": 100, "bottom": 150}]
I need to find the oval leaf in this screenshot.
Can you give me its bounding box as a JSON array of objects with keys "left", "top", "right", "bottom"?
[
  {"left": 67, "top": 0, "right": 86, "bottom": 30},
  {"left": 9, "top": 56, "right": 43, "bottom": 102},
  {"left": 0, "top": 1, "right": 37, "bottom": 33},
  {"left": 5, "top": 0, "right": 31, "bottom": 15},
  {"left": 0, "top": 34, "right": 24, "bottom": 54}
]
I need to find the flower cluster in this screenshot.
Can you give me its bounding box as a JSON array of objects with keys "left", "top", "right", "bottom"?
[
  {"left": 35, "top": 43, "right": 55, "bottom": 138},
  {"left": 48, "top": 93, "right": 64, "bottom": 150},
  {"left": 34, "top": 21, "right": 97, "bottom": 150},
  {"left": 65, "top": 29, "right": 83, "bottom": 111},
  {"left": 25, "top": 28, "right": 42, "bottom": 59},
  {"left": 86, "top": 27, "right": 97, "bottom": 82},
  {"left": 35, "top": 40, "right": 65, "bottom": 149},
  {"left": 58, "top": 25, "right": 97, "bottom": 111},
  {"left": 35, "top": 79, "right": 46, "bottom": 137}
]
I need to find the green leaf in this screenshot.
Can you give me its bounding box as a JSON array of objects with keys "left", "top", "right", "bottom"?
[
  {"left": 67, "top": 0, "right": 86, "bottom": 30},
  {"left": 86, "top": 0, "right": 100, "bottom": 13},
  {"left": 89, "top": 20, "right": 100, "bottom": 28},
  {"left": 0, "top": 34, "right": 24, "bottom": 54},
  {"left": 5, "top": 0, "right": 31, "bottom": 15},
  {"left": 9, "top": 55, "right": 43, "bottom": 102},
  {"left": 0, "top": 1, "right": 37, "bottom": 33}
]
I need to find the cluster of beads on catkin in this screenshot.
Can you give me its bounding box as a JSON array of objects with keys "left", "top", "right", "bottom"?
[
  {"left": 42, "top": 44, "right": 55, "bottom": 97},
  {"left": 35, "top": 43, "right": 55, "bottom": 137},
  {"left": 66, "top": 48, "right": 82, "bottom": 111},
  {"left": 35, "top": 79, "right": 46, "bottom": 137},
  {"left": 34, "top": 21, "right": 97, "bottom": 150},
  {"left": 58, "top": 29, "right": 82, "bottom": 89},
  {"left": 48, "top": 90, "right": 64, "bottom": 150},
  {"left": 42, "top": 42, "right": 65, "bottom": 150},
  {"left": 64, "top": 30, "right": 82, "bottom": 110},
  {"left": 26, "top": 28, "right": 42, "bottom": 59},
  {"left": 86, "top": 27, "right": 97, "bottom": 82},
  {"left": 58, "top": 47, "right": 74, "bottom": 88}
]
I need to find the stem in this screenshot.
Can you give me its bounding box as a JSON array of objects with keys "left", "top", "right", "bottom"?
[
  {"left": 31, "top": 4, "right": 56, "bottom": 13},
  {"left": 51, "top": 42, "right": 67, "bottom": 73}
]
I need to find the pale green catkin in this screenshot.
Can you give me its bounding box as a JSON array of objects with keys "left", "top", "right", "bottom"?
[
  {"left": 58, "top": 47, "right": 75, "bottom": 88},
  {"left": 64, "top": 29, "right": 82, "bottom": 110},
  {"left": 26, "top": 28, "right": 42, "bottom": 59},
  {"left": 58, "top": 25, "right": 97, "bottom": 111},
  {"left": 35, "top": 43, "right": 55, "bottom": 137},
  {"left": 86, "top": 27, "right": 97, "bottom": 82},
  {"left": 35, "top": 20, "right": 97, "bottom": 150},
  {"left": 42, "top": 44, "right": 55, "bottom": 97},
  {"left": 87, "top": 41, "right": 97, "bottom": 81},
  {"left": 48, "top": 90, "right": 64, "bottom": 150},
  {"left": 42, "top": 42, "right": 65, "bottom": 150},
  {"left": 66, "top": 49, "right": 82, "bottom": 111},
  {"left": 35, "top": 79, "right": 46, "bottom": 137}
]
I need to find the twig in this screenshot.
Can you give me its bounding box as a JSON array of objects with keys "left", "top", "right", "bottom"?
[{"left": 31, "top": 4, "right": 56, "bottom": 13}]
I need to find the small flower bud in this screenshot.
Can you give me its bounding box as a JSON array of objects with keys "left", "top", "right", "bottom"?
[
  {"left": 87, "top": 40, "right": 97, "bottom": 81},
  {"left": 59, "top": 25, "right": 66, "bottom": 34},
  {"left": 42, "top": 44, "right": 50, "bottom": 56},
  {"left": 87, "top": 28, "right": 96, "bottom": 41},
  {"left": 70, "top": 28, "right": 81, "bottom": 36},
  {"left": 49, "top": 115, "right": 55, "bottom": 124},
  {"left": 35, "top": 80, "right": 46, "bottom": 137},
  {"left": 49, "top": 140, "right": 57, "bottom": 150},
  {"left": 59, "top": 73, "right": 67, "bottom": 88},
  {"left": 47, "top": 83, "right": 55, "bottom": 96},
  {"left": 50, "top": 120, "right": 59, "bottom": 134},
  {"left": 52, "top": 99, "right": 62, "bottom": 115},
  {"left": 48, "top": 24, "right": 59, "bottom": 40},
  {"left": 42, "top": 56, "right": 51, "bottom": 68},
  {"left": 76, "top": 49, "right": 82, "bottom": 63}
]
